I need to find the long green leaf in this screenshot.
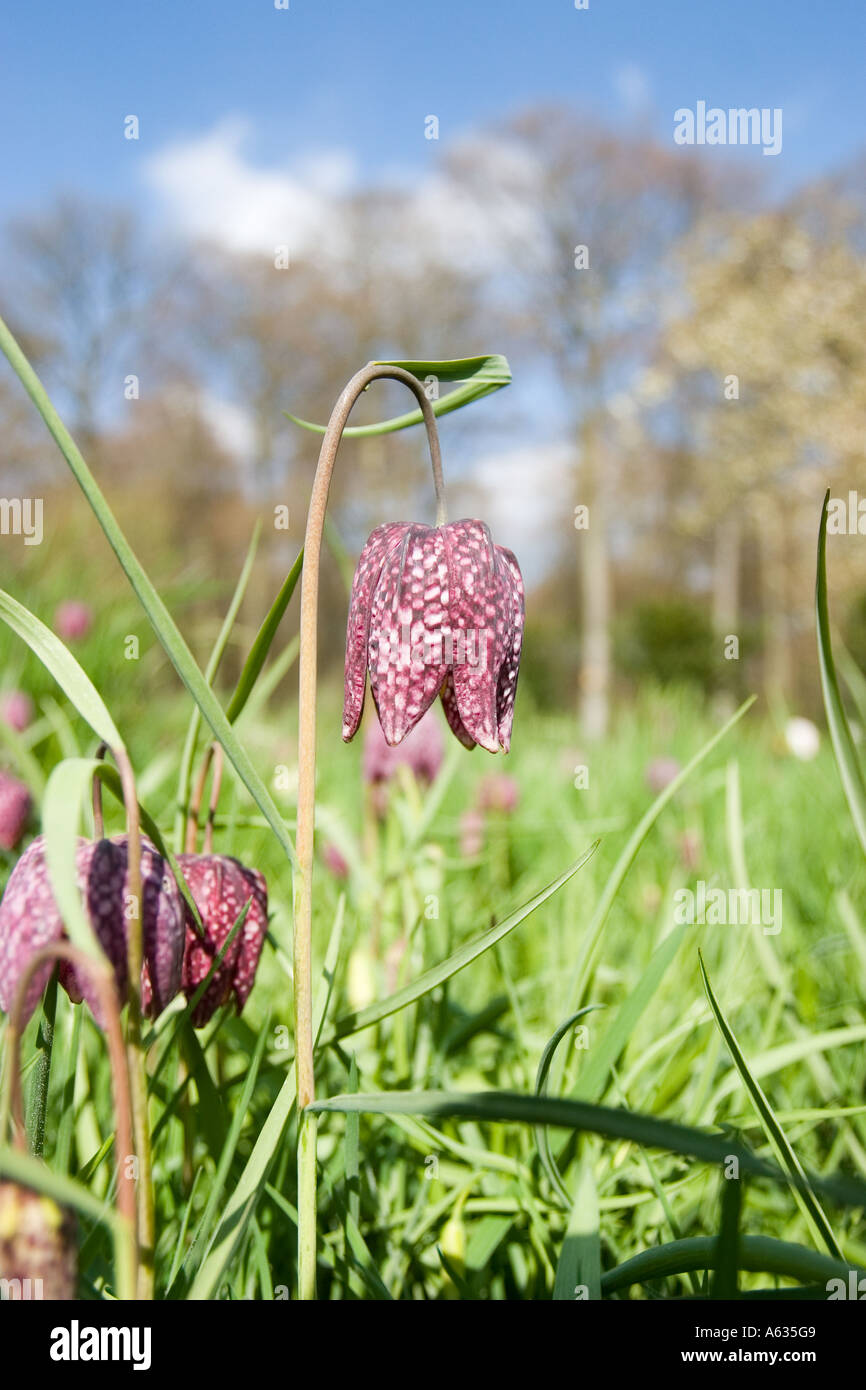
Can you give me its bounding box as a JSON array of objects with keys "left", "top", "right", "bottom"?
[
  {"left": 310, "top": 1088, "right": 866, "bottom": 1210},
  {"left": 319, "top": 843, "right": 598, "bottom": 1047},
  {"left": 816, "top": 488, "right": 866, "bottom": 857},
  {"left": 699, "top": 951, "right": 843, "bottom": 1259},
  {"left": 566, "top": 696, "right": 757, "bottom": 1010},
  {"left": 285, "top": 355, "right": 511, "bottom": 437},
  {"left": 175, "top": 519, "right": 262, "bottom": 849},
  {"left": 553, "top": 1155, "right": 601, "bottom": 1300},
  {"left": 0, "top": 313, "right": 298, "bottom": 875},
  {"left": 225, "top": 547, "right": 303, "bottom": 723},
  {"left": 535, "top": 1006, "right": 602, "bottom": 1206},
  {"left": 42, "top": 758, "right": 107, "bottom": 962},
  {"left": 602, "top": 1235, "right": 861, "bottom": 1295},
  {"left": 0, "top": 590, "right": 121, "bottom": 748}
]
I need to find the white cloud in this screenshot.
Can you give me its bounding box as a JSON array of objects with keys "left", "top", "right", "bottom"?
[
  {"left": 469, "top": 440, "right": 574, "bottom": 583},
  {"left": 144, "top": 117, "right": 354, "bottom": 259},
  {"left": 144, "top": 120, "right": 544, "bottom": 274},
  {"left": 199, "top": 390, "right": 257, "bottom": 465}
]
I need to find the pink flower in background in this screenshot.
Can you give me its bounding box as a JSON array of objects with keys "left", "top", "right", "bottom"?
[
  {"left": 54, "top": 600, "right": 93, "bottom": 642},
  {"left": 322, "top": 843, "right": 349, "bottom": 880},
  {"left": 678, "top": 829, "right": 702, "bottom": 871},
  {"left": 0, "top": 692, "right": 33, "bottom": 733},
  {"left": 645, "top": 757, "right": 681, "bottom": 795},
  {"left": 0, "top": 773, "right": 31, "bottom": 851},
  {"left": 477, "top": 774, "right": 520, "bottom": 815},
  {"left": 343, "top": 519, "right": 524, "bottom": 752},
  {"left": 459, "top": 808, "right": 486, "bottom": 858},
  {"left": 176, "top": 853, "right": 269, "bottom": 1028},
  {"left": 0, "top": 834, "right": 184, "bottom": 1026},
  {"left": 363, "top": 708, "right": 444, "bottom": 787}
]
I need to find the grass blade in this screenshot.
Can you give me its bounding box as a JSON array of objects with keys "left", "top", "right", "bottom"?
[
  {"left": 699, "top": 951, "right": 843, "bottom": 1259},
  {"left": 816, "top": 488, "right": 866, "bottom": 857},
  {"left": 319, "top": 843, "right": 598, "bottom": 1047}
]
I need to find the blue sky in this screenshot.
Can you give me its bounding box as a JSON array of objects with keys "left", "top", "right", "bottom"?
[{"left": 1, "top": 0, "right": 864, "bottom": 226}]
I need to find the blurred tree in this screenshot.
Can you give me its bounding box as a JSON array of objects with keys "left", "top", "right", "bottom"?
[{"left": 443, "top": 107, "right": 737, "bottom": 735}]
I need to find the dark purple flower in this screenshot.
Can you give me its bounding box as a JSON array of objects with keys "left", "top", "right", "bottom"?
[
  {"left": 176, "top": 854, "right": 268, "bottom": 1027},
  {"left": 343, "top": 520, "right": 524, "bottom": 753},
  {"left": 0, "top": 773, "right": 31, "bottom": 851},
  {"left": 54, "top": 601, "right": 92, "bottom": 642},
  {"left": 362, "top": 708, "right": 444, "bottom": 786},
  {"left": 0, "top": 834, "right": 184, "bottom": 1026},
  {"left": 0, "top": 691, "right": 33, "bottom": 733}
]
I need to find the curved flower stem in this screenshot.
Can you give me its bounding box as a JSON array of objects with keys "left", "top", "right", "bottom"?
[
  {"left": 112, "top": 744, "right": 152, "bottom": 1299},
  {"left": 186, "top": 741, "right": 222, "bottom": 854},
  {"left": 294, "top": 364, "right": 445, "bottom": 1300},
  {"left": 2, "top": 941, "right": 137, "bottom": 1300},
  {"left": 92, "top": 742, "right": 108, "bottom": 838}
]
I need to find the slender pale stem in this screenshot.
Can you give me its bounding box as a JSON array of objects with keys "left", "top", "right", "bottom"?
[
  {"left": 2, "top": 941, "right": 137, "bottom": 1300},
  {"left": 294, "top": 363, "right": 445, "bottom": 1300},
  {"left": 114, "top": 744, "right": 153, "bottom": 1299}
]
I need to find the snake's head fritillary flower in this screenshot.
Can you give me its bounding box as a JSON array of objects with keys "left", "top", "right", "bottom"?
[
  {"left": 54, "top": 600, "right": 92, "bottom": 642},
  {"left": 645, "top": 757, "right": 681, "bottom": 795},
  {"left": 0, "top": 691, "right": 33, "bottom": 734},
  {"left": 0, "top": 773, "right": 31, "bottom": 851},
  {"left": 0, "top": 1181, "right": 77, "bottom": 1300},
  {"left": 362, "top": 708, "right": 444, "bottom": 786},
  {"left": 322, "top": 843, "right": 349, "bottom": 880},
  {"left": 459, "top": 808, "right": 486, "bottom": 858},
  {"left": 176, "top": 854, "right": 268, "bottom": 1027},
  {"left": 477, "top": 774, "right": 520, "bottom": 815},
  {"left": 0, "top": 834, "right": 184, "bottom": 1027},
  {"left": 343, "top": 520, "right": 524, "bottom": 754}
]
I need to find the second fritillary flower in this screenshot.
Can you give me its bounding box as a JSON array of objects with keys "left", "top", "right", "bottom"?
[{"left": 343, "top": 520, "right": 524, "bottom": 753}]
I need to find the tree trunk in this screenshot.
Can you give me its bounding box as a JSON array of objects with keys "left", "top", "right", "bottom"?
[{"left": 579, "top": 417, "right": 611, "bottom": 739}]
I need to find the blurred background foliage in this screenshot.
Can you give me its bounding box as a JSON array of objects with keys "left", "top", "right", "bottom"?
[{"left": 1, "top": 107, "right": 865, "bottom": 729}]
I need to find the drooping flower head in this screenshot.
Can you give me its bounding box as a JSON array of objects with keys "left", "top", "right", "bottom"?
[
  {"left": 0, "top": 773, "right": 31, "bottom": 851},
  {"left": 0, "top": 691, "right": 33, "bottom": 733},
  {"left": 176, "top": 853, "right": 268, "bottom": 1027},
  {"left": 343, "top": 520, "right": 524, "bottom": 753},
  {"left": 0, "top": 834, "right": 185, "bottom": 1026},
  {"left": 54, "top": 600, "right": 92, "bottom": 642}
]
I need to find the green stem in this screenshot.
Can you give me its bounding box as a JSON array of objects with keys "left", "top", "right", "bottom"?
[
  {"left": 294, "top": 363, "right": 445, "bottom": 1300},
  {"left": 25, "top": 970, "right": 57, "bottom": 1158}
]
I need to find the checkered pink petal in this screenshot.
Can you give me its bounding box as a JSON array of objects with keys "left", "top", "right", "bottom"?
[
  {"left": 0, "top": 834, "right": 185, "bottom": 1027},
  {"left": 342, "top": 523, "right": 411, "bottom": 741},
  {"left": 368, "top": 525, "right": 450, "bottom": 746},
  {"left": 343, "top": 518, "right": 525, "bottom": 754},
  {"left": 177, "top": 853, "right": 268, "bottom": 1027}
]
